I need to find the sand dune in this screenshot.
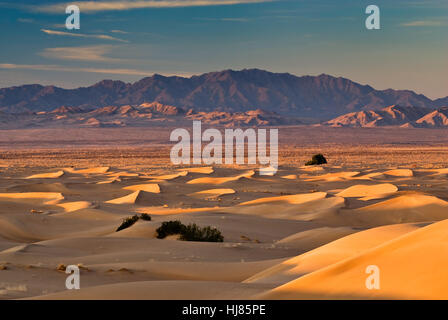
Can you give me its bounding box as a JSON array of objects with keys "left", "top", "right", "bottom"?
[
  {"left": 258, "top": 219, "right": 447, "bottom": 299},
  {"left": 181, "top": 167, "right": 214, "bottom": 174},
  {"left": 30, "top": 280, "right": 269, "bottom": 300},
  {"left": 336, "top": 183, "right": 397, "bottom": 200},
  {"left": 65, "top": 167, "right": 110, "bottom": 174},
  {"left": 225, "top": 192, "right": 345, "bottom": 221},
  {"left": 247, "top": 223, "right": 424, "bottom": 287},
  {"left": 109, "top": 221, "right": 158, "bottom": 238},
  {"left": 281, "top": 174, "right": 297, "bottom": 179},
  {"left": 188, "top": 188, "right": 236, "bottom": 200},
  {"left": 148, "top": 171, "right": 188, "bottom": 180},
  {"left": 96, "top": 178, "right": 121, "bottom": 184},
  {"left": 105, "top": 190, "right": 164, "bottom": 206},
  {"left": 353, "top": 172, "right": 385, "bottom": 180},
  {"left": 300, "top": 171, "right": 360, "bottom": 182},
  {"left": 239, "top": 192, "right": 327, "bottom": 206},
  {"left": 187, "top": 170, "right": 255, "bottom": 185},
  {"left": 299, "top": 166, "right": 325, "bottom": 172},
  {"left": 123, "top": 184, "right": 160, "bottom": 193},
  {"left": 0, "top": 192, "right": 64, "bottom": 205},
  {"left": 57, "top": 201, "right": 98, "bottom": 212},
  {"left": 26, "top": 171, "right": 64, "bottom": 179},
  {"left": 0, "top": 160, "right": 446, "bottom": 300},
  {"left": 6, "top": 183, "right": 73, "bottom": 194},
  {"left": 342, "top": 193, "right": 448, "bottom": 226},
  {"left": 383, "top": 169, "right": 413, "bottom": 177},
  {"left": 275, "top": 227, "right": 357, "bottom": 250}
]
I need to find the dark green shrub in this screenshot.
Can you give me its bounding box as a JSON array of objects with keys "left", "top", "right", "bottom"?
[
  {"left": 116, "top": 215, "right": 139, "bottom": 232},
  {"left": 156, "top": 220, "right": 224, "bottom": 242},
  {"left": 139, "top": 213, "right": 152, "bottom": 221},
  {"left": 180, "top": 224, "right": 224, "bottom": 242},
  {"left": 305, "top": 153, "right": 327, "bottom": 166},
  {"left": 156, "top": 220, "right": 185, "bottom": 239}
]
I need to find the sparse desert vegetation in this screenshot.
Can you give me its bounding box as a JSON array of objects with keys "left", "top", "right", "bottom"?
[
  {"left": 116, "top": 214, "right": 152, "bottom": 232},
  {"left": 305, "top": 153, "right": 327, "bottom": 166},
  {"left": 156, "top": 220, "right": 224, "bottom": 242},
  {"left": 0, "top": 127, "right": 448, "bottom": 299},
  {"left": 116, "top": 215, "right": 140, "bottom": 232}
]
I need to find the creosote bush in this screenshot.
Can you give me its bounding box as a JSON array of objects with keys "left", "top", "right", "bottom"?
[
  {"left": 156, "top": 220, "right": 224, "bottom": 242},
  {"left": 116, "top": 214, "right": 152, "bottom": 232},
  {"left": 139, "top": 213, "right": 152, "bottom": 221},
  {"left": 180, "top": 223, "right": 224, "bottom": 242},
  {"left": 156, "top": 220, "right": 185, "bottom": 239},
  {"left": 305, "top": 153, "right": 327, "bottom": 166}
]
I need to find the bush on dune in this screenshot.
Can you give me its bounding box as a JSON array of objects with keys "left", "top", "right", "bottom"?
[
  {"left": 305, "top": 153, "right": 327, "bottom": 166},
  {"left": 116, "top": 215, "right": 140, "bottom": 232},
  {"left": 156, "top": 220, "right": 224, "bottom": 242},
  {"left": 156, "top": 220, "right": 185, "bottom": 239},
  {"left": 116, "top": 213, "right": 152, "bottom": 232},
  {"left": 180, "top": 223, "right": 224, "bottom": 242},
  {"left": 139, "top": 213, "right": 152, "bottom": 221}
]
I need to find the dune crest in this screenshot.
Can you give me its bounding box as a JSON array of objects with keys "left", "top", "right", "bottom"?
[
  {"left": 336, "top": 183, "right": 398, "bottom": 200},
  {"left": 188, "top": 188, "right": 235, "bottom": 200},
  {"left": 148, "top": 171, "right": 188, "bottom": 180},
  {"left": 257, "top": 219, "right": 448, "bottom": 299},
  {"left": 65, "top": 167, "right": 110, "bottom": 174},
  {"left": 187, "top": 170, "right": 255, "bottom": 185},
  {"left": 106, "top": 190, "right": 164, "bottom": 206},
  {"left": 181, "top": 167, "right": 214, "bottom": 174},
  {"left": 57, "top": 201, "right": 97, "bottom": 212},
  {"left": 25, "top": 171, "right": 64, "bottom": 179},
  {"left": 383, "top": 169, "right": 413, "bottom": 177},
  {"left": 123, "top": 184, "right": 161, "bottom": 193},
  {"left": 300, "top": 171, "right": 360, "bottom": 182},
  {"left": 247, "top": 223, "right": 424, "bottom": 287},
  {"left": 344, "top": 193, "right": 448, "bottom": 226}
]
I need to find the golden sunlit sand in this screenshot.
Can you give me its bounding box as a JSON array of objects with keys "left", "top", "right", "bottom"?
[{"left": 1, "top": 144, "right": 448, "bottom": 300}]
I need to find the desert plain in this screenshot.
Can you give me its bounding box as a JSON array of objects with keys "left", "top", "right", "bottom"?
[{"left": 1, "top": 126, "right": 448, "bottom": 299}]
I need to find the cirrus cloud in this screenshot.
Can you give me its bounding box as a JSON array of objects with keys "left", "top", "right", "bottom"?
[
  {"left": 32, "top": 0, "right": 272, "bottom": 14},
  {"left": 0, "top": 63, "right": 193, "bottom": 77},
  {"left": 400, "top": 20, "right": 448, "bottom": 27},
  {"left": 39, "top": 45, "right": 127, "bottom": 63},
  {"left": 41, "top": 29, "right": 128, "bottom": 42}
]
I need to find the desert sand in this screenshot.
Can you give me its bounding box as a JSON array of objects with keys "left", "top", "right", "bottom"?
[{"left": 1, "top": 130, "right": 448, "bottom": 300}]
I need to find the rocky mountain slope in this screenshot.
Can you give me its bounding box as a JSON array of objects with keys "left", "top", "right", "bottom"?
[
  {"left": 1, "top": 69, "right": 445, "bottom": 120},
  {"left": 324, "top": 105, "right": 448, "bottom": 128},
  {"left": 0, "top": 102, "right": 303, "bottom": 129}
]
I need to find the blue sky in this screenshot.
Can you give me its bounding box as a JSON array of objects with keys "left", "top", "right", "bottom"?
[{"left": 0, "top": 0, "right": 446, "bottom": 98}]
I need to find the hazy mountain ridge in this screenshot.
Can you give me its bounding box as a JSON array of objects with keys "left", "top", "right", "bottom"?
[
  {"left": 324, "top": 105, "right": 448, "bottom": 128},
  {"left": 0, "top": 102, "right": 303, "bottom": 129},
  {"left": 0, "top": 69, "right": 445, "bottom": 119}
]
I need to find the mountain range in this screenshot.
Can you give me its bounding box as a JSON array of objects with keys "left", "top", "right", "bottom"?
[
  {"left": 323, "top": 105, "right": 448, "bottom": 128},
  {"left": 0, "top": 102, "right": 303, "bottom": 129},
  {"left": 1, "top": 69, "right": 446, "bottom": 120}
]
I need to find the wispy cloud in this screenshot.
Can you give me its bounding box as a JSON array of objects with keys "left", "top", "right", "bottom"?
[
  {"left": 39, "top": 45, "right": 126, "bottom": 63},
  {"left": 0, "top": 63, "right": 190, "bottom": 77},
  {"left": 195, "top": 17, "right": 249, "bottom": 22},
  {"left": 401, "top": 20, "right": 448, "bottom": 27},
  {"left": 110, "top": 29, "right": 129, "bottom": 34},
  {"left": 33, "top": 0, "right": 272, "bottom": 14},
  {"left": 41, "top": 29, "right": 128, "bottom": 42},
  {"left": 51, "top": 23, "right": 68, "bottom": 29}
]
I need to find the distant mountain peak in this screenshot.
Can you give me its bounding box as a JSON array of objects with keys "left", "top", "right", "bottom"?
[
  {"left": 324, "top": 104, "right": 448, "bottom": 128},
  {"left": 0, "top": 69, "right": 445, "bottom": 119}
]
